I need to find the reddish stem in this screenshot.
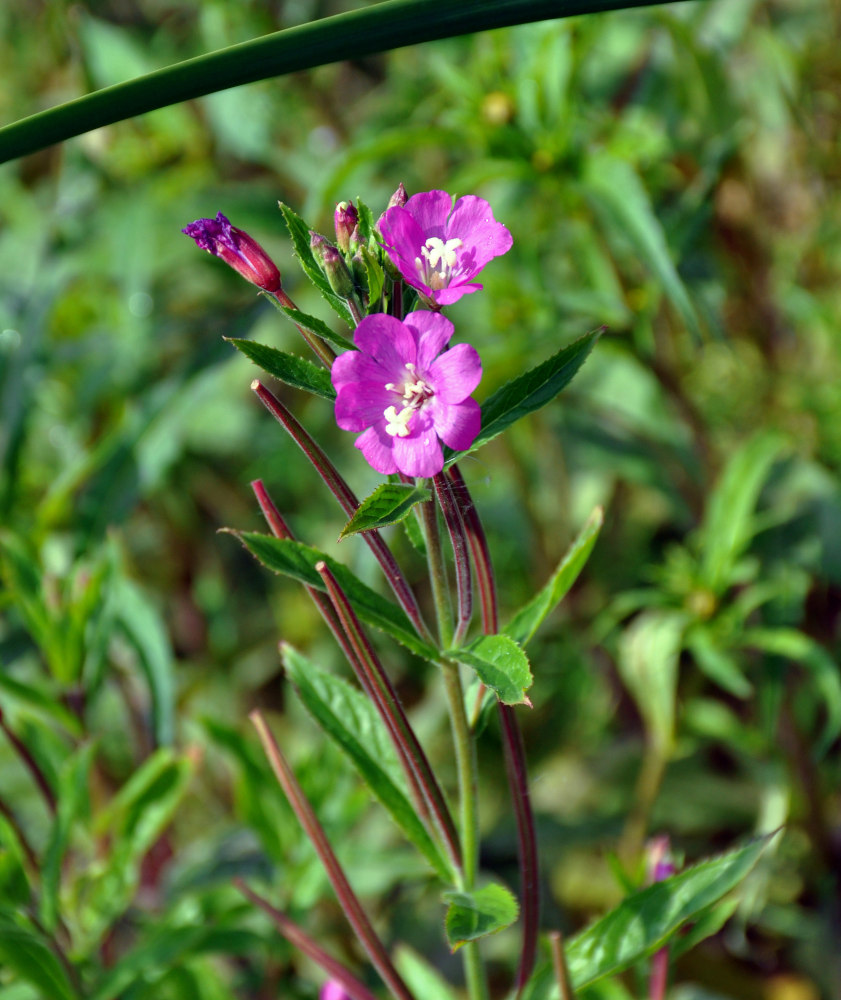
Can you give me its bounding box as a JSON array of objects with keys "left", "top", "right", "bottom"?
[{"left": 432, "top": 473, "right": 473, "bottom": 647}]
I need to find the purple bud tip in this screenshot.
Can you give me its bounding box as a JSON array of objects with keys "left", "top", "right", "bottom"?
[
  {"left": 320, "top": 981, "right": 352, "bottom": 1000},
  {"left": 182, "top": 211, "right": 281, "bottom": 292},
  {"left": 182, "top": 211, "right": 237, "bottom": 256},
  {"left": 387, "top": 182, "right": 408, "bottom": 209}
]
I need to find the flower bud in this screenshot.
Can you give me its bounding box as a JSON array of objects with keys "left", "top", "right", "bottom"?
[
  {"left": 309, "top": 231, "right": 331, "bottom": 267},
  {"left": 646, "top": 835, "right": 675, "bottom": 884},
  {"left": 321, "top": 244, "right": 356, "bottom": 299},
  {"left": 386, "top": 182, "right": 408, "bottom": 210},
  {"left": 182, "top": 212, "right": 281, "bottom": 292},
  {"left": 334, "top": 201, "right": 358, "bottom": 254}
]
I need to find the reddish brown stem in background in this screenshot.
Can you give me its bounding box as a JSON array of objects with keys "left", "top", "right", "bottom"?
[
  {"left": 448, "top": 464, "right": 540, "bottom": 997},
  {"left": 249, "top": 711, "right": 416, "bottom": 1000},
  {"left": 549, "top": 931, "right": 575, "bottom": 1000},
  {"left": 251, "top": 381, "right": 431, "bottom": 643},
  {"left": 0, "top": 705, "right": 56, "bottom": 814},
  {"left": 235, "top": 880, "right": 380, "bottom": 1000},
  {"left": 432, "top": 472, "right": 473, "bottom": 647}
]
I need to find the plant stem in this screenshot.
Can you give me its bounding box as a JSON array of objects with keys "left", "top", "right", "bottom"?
[
  {"left": 251, "top": 380, "right": 432, "bottom": 642},
  {"left": 250, "top": 711, "right": 416, "bottom": 1000},
  {"left": 272, "top": 288, "right": 336, "bottom": 368},
  {"left": 420, "top": 496, "right": 453, "bottom": 649},
  {"left": 0, "top": 706, "right": 56, "bottom": 814},
  {"left": 549, "top": 931, "right": 576, "bottom": 1000},
  {"left": 433, "top": 473, "right": 473, "bottom": 647}
]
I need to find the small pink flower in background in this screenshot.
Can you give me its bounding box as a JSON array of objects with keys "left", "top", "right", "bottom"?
[
  {"left": 332, "top": 311, "right": 482, "bottom": 478},
  {"left": 182, "top": 212, "right": 281, "bottom": 292},
  {"left": 320, "top": 981, "right": 352, "bottom": 1000},
  {"left": 379, "top": 189, "right": 512, "bottom": 306}
]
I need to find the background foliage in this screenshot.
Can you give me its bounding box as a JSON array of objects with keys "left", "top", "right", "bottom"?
[{"left": 1, "top": 0, "right": 839, "bottom": 997}]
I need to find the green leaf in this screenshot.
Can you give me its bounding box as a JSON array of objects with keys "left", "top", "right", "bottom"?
[
  {"left": 685, "top": 626, "right": 752, "bottom": 698},
  {"left": 443, "top": 882, "right": 519, "bottom": 950},
  {"left": 617, "top": 609, "right": 685, "bottom": 752},
  {"left": 564, "top": 834, "right": 774, "bottom": 990},
  {"left": 0, "top": 915, "right": 78, "bottom": 1000},
  {"left": 0, "top": 1, "right": 683, "bottom": 164},
  {"left": 451, "top": 634, "right": 532, "bottom": 705},
  {"left": 505, "top": 506, "right": 603, "bottom": 646},
  {"left": 741, "top": 627, "right": 841, "bottom": 757},
  {"left": 584, "top": 154, "right": 702, "bottom": 341},
  {"left": 447, "top": 329, "right": 600, "bottom": 465},
  {"left": 0, "top": 671, "right": 82, "bottom": 737},
  {"left": 355, "top": 198, "right": 376, "bottom": 245},
  {"left": 339, "top": 483, "right": 431, "bottom": 539},
  {"left": 114, "top": 579, "right": 176, "bottom": 746},
  {"left": 278, "top": 203, "right": 354, "bottom": 326},
  {"left": 234, "top": 532, "right": 438, "bottom": 660},
  {"left": 283, "top": 644, "right": 453, "bottom": 881},
  {"left": 698, "top": 431, "right": 785, "bottom": 594},
  {"left": 269, "top": 301, "right": 355, "bottom": 352},
  {"left": 226, "top": 339, "right": 335, "bottom": 399},
  {"left": 393, "top": 945, "right": 459, "bottom": 1000},
  {"left": 359, "top": 246, "right": 385, "bottom": 311},
  {"left": 40, "top": 742, "right": 96, "bottom": 932}
]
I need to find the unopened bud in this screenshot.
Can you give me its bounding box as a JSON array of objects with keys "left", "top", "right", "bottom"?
[
  {"left": 322, "top": 245, "right": 355, "bottom": 299},
  {"left": 320, "top": 982, "right": 352, "bottom": 1000},
  {"left": 309, "top": 231, "right": 331, "bottom": 268},
  {"left": 387, "top": 182, "right": 408, "bottom": 210},
  {"left": 334, "top": 201, "right": 358, "bottom": 254},
  {"left": 182, "top": 212, "right": 281, "bottom": 292},
  {"left": 646, "top": 835, "right": 675, "bottom": 884}
]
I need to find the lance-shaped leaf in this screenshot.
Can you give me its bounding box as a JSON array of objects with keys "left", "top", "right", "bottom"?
[
  {"left": 446, "top": 329, "right": 600, "bottom": 465},
  {"left": 227, "top": 339, "right": 336, "bottom": 400},
  {"left": 563, "top": 834, "right": 775, "bottom": 990},
  {"left": 278, "top": 203, "right": 354, "bottom": 327},
  {"left": 268, "top": 300, "right": 355, "bottom": 352},
  {"left": 283, "top": 645, "right": 453, "bottom": 881},
  {"left": 235, "top": 532, "right": 438, "bottom": 660},
  {"left": 340, "top": 483, "right": 432, "bottom": 540},
  {"left": 505, "top": 506, "right": 603, "bottom": 646},
  {"left": 443, "top": 883, "right": 519, "bottom": 950},
  {"left": 450, "top": 634, "right": 532, "bottom": 705},
  {"left": 0, "top": 915, "right": 79, "bottom": 1000}
]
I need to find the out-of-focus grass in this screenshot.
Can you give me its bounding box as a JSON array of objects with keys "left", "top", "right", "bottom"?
[{"left": 1, "top": 0, "right": 839, "bottom": 997}]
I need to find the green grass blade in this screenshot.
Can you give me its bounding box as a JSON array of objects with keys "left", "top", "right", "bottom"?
[{"left": 0, "top": 0, "right": 686, "bottom": 164}]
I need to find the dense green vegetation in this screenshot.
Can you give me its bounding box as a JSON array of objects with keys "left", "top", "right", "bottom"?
[{"left": 1, "top": 0, "right": 839, "bottom": 997}]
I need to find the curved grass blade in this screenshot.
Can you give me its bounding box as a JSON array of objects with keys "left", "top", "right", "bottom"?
[{"left": 1, "top": 0, "right": 686, "bottom": 164}]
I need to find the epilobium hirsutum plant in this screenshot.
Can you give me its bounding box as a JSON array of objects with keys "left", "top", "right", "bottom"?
[{"left": 183, "top": 188, "right": 772, "bottom": 1000}]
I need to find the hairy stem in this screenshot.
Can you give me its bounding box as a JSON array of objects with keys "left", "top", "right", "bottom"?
[{"left": 433, "top": 473, "right": 473, "bottom": 647}]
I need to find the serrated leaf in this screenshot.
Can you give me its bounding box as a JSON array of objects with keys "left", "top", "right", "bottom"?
[
  {"left": 227, "top": 339, "right": 335, "bottom": 399},
  {"left": 451, "top": 634, "right": 532, "bottom": 705},
  {"left": 355, "top": 198, "right": 376, "bottom": 245},
  {"left": 235, "top": 532, "right": 438, "bottom": 660},
  {"left": 278, "top": 203, "right": 354, "bottom": 326},
  {"left": 269, "top": 300, "right": 355, "bottom": 352},
  {"left": 446, "top": 329, "right": 600, "bottom": 465},
  {"left": 359, "top": 246, "right": 385, "bottom": 310},
  {"left": 564, "top": 835, "right": 774, "bottom": 990},
  {"left": 283, "top": 645, "right": 453, "bottom": 881},
  {"left": 505, "top": 506, "right": 603, "bottom": 646},
  {"left": 339, "top": 483, "right": 431, "bottom": 539},
  {"left": 443, "top": 883, "right": 519, "bottom": 950}
]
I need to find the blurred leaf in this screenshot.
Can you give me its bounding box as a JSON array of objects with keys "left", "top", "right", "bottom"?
[
  {"left": 447, "top": 329, "right": 600, "bottom": 465},
  {"left": 270, "top": 301, "right": 355, "bottom": 352},
  {"left": 670, "top": 896, "right": 740, "bottom": 959},
  {"left": 562, "top": 834, "right": 775, "bottom": 990},
  {"left": 0, "top": 532, "right": 51, "bottom": 666},
  {"left": 0, "top": 672, "right": 81, "bottom": 736},
  {"left": 234, "top": 532, "right": 438, "bottom": 659},
  {"left": 685, "top": 626, "right": 752, "bottom": 698},
  {"left": 742, "top": 627, "right": 841, "bottom": 757},
  {"left": 618, "top": 609, "right": 685, "bottom": 752},
  {"left": 226, "top": 339, "right": 335, "bottom": 400},
  {"left": 283, "top": 644, "right": 453, "bottom": 881},
  {"left": 451, "top": 635, "right": 532, "bottom": 705},
  {"left": 359, "top": 246, "right": 385, "bottom": 311},
  {"left": 443, "top": 882, "right": 519, "bottom": 949},
  {"left": 339, "top": 483, "right": 431, "bottom": 539},
  {"left": 505, "top": 506, "right": 603, "bottom": 646},
  {"left": 394, "top": 944, "right": 458, "bottom": 1000},
  {"left": 0, "top": 913, "right": 78, "bottom": 1000},
  {"left": 114, "top": 579, "right": 176, "bottom": 747},
  {"left": 0, "top": 815, "right": 30, "bottom": 907},
  {"left": 584, "top": 154, "right": 701, "bottom": 340},
  {"left": 699, "top": 432, "right": 785, "bottom": 594},
  {"left": 278, "top": 203, "right": 354, "bottom": 327},
  {"left": 40, "top": 742, "right": 96, "bottom": 932}
]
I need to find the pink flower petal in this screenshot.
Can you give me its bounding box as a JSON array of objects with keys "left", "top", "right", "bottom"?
[
  {"left": 401, "top": 190, "right": 452, "bottom": 238},
  {"left": 392, "top": 411, "right": 444, "bottom": 478},
  {"left": 427, "top": 342, "right": 482, "bottom": 403},
  {"left": 353, "top": 314, "right": 416, "bottom": 372},
  {"left": 378, "top": 208, "right": 431, "bottom": 294},
  {"left": 355, "top": 424, "right": 397, "bottom": 475},
  {"left": 430, "top": 396, "right": 481, "bottom": 451},
  {"left": 432, "top": 282, "right": 483, "bottom": 306},
  {"left": 335, "top": 382, "right": 392, "bottom": 432},
  {"left": 446, "top": 195, "right": 513, "bottom": 275},
  {"left": 406, "top": 311, "right": 454, "bottom": 370},
  {"left": 331, "top": 350, "right": 390, "bottom": 394}
]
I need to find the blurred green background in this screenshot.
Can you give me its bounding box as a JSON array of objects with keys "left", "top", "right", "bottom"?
[{"left": 1, "top": 0, "right": 840, "bottom": 997}]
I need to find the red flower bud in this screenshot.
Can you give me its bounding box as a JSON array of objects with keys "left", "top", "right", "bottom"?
[{"left": 182, "top": 212, "right": 281, "bottom": 292}]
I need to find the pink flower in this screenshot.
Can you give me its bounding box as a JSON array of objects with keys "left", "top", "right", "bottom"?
[
  {"left": 320, "top": 982, "right": 352, "bottom": 1000},
  {"left": 379, "top": 190, "right": 512, "bottom": 306},
  {"left": 331, "top": 311, "right": 482, "bottom": 478},
  {"left": 182, "top": 212, "right": 281, "bottom": 292}
]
